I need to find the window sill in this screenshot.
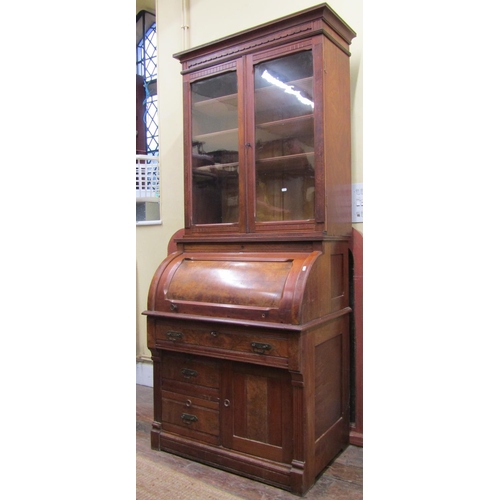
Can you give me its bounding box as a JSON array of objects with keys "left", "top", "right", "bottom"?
[{"left": 136, "top": 220, "right": 163, "bottom": 226}]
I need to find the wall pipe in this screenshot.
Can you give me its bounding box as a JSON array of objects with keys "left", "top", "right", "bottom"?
[{"left": 181, "top": 0, "right": 190, "bottom": 50}]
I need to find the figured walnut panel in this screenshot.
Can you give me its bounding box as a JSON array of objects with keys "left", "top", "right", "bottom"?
[
  {"left": 229, "top": 363, "right": 293, "bottom": 463},
  {"left": 166, "top": 259, "right": 292, "bottom": 307}
]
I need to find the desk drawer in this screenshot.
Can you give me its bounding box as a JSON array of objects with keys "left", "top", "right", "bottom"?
[
  {"left": 156, "top": 322, "right": 290, "bottom": 360},
  {"left": 161, "top": 351, "right": 220, "bottom": 394},
  {"left": 161, "top": 389, "right": 220, "bottom": 445}
]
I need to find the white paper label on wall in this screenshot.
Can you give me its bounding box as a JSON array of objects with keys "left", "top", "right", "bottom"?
[{"left": 352, "top": 183, "right": 363, "bottom": 223}]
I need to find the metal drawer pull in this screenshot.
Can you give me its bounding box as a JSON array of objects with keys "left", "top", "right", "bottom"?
[
  {"left": 210, "top": 331, "right": 218, "bottom": 337},
  {"left": 181, "top": 413, "right": 198, "bottom": 425},
  {"left": 180, "top": 368, "right": 198, "bottom": 379},
  {"left": 185, "top": 399, "right": 192, "bottom": 407},
  {"left": 251, "top": 342, "right": 272, "bottom": 354},
  {"left": 166, "top": 331, "right": 183, "bottom": 341},
  {"left": 224, "top": 399, "right": 231, "bottom": 407}
]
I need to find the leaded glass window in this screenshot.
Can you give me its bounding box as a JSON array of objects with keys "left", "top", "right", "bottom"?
[
  {"left": 136, "top": 10, "right": 160, "bottom": 223},
  {"left": 136, "top": 11, "right": 158, "bottom": 156}
]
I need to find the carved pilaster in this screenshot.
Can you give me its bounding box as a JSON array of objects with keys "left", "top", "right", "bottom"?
[{"left": 149, "top": 347, "right": 162, "bottom": 450}]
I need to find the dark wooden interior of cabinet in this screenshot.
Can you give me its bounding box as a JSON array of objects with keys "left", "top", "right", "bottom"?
[{"left": 145, "top": 4, "right": 357, "bottom": 496}]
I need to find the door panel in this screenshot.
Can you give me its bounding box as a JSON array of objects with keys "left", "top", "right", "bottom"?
[{"left": 222, "top": 361, "right": 293, "bottom": 463}]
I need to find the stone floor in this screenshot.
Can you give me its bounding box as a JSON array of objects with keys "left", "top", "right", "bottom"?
[{"left": 137, "top": 384, "right": 363, "bottom": 499}]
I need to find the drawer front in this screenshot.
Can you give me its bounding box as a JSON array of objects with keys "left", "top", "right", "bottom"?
[
  {"left": 162, "top": 390, "right": 220, "bottom": 444},
  {"left": 162, "top": 352, "right": 220, "bottom": 390},
  {"left": 157, "top": 322, "right": 290, "bottom": 360}
]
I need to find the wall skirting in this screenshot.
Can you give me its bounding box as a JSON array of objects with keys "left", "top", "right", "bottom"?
[{"left": 136, "top": 357, "right": 153, "bottom": 387}]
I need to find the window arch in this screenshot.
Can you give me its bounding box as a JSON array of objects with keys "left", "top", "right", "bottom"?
[
  {"left": 136, "top": 10, "right": 158, "bottom": 156},
  {"left": 136, "top": 10, "right": 160, "bottom": 223}
]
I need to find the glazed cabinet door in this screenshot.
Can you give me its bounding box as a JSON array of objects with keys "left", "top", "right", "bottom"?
[
  {"left": 184, "top": 39, "right": 325, "bottom": 236},
  {"left": 248, "top": 44, "right": 319, "bottom": 232},
  {"left": 186, "top": 60, "right": 245, "bottom": 232},
  {"left": 221, "top": 361, "right": 293, "bottom": 464}
]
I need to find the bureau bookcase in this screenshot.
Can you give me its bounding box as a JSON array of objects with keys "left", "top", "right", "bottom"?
[{"left": 145, "top": 4, "right": 356, "bottom": 495}]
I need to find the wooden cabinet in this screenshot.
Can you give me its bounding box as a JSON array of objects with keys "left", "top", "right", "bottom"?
[
  {"left": 145, "top": 4, "right": 356, "bottom": 496},
  {"left": 178, "top": 4, "right": 355, "bottom": 238}
]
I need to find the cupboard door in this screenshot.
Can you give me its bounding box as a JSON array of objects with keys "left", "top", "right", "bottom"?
[
  {"left": 252, "top": 49, "right": 315, "bottom": 224},
  {"left": 221, "top": 362, "right": 293, "bottom": 464},
  {"left": 189, "top": 64, "right": 244, "bottom": 230}
]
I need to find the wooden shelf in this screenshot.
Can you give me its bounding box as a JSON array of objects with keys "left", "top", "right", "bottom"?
[
  {"left": 193, "top": 92, "right": 238, "bottom": 110},
  {"left": 193, "top": 128, "right": 239, "bottom": 151},
  {"left": 254, "top": 77, "right": 314, "bottom": 112},
  {"left": 191, "top": 76, "right": 313, "bottom": 117},
  {"left": 194, "top": 162, "right": 239, "bottom": 173},
  {"left": 255, "top": 152, "right": 314, "bottom": 172},
  {"left": 192, "top": 94, "right": 239, "bottom": 131},
  {"left": 256, "top": 114, "right": 313, "bottom": 139}
]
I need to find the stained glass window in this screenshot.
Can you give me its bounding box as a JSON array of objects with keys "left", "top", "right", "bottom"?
[
  {"left": 136, "top": 10, "right": 160, "bottom": 223},
  {"left": 137, "top": 11, "right": 158, "bottom": 156}
]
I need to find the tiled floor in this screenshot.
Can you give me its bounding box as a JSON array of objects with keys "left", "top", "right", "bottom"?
[{"left": 137, "top": 384, "right": 362, "bottom": 499}]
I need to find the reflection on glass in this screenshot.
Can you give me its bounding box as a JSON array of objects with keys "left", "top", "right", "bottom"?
[
  {"left": 254, "top": 51, "right": 315, "bottom": 222},
  {"left": 191, "top": 71, "right": 239, "bottom": 224}
]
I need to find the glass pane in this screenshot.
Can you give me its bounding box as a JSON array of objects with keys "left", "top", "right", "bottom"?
[
  {"left": 191, "top": 72, "right": 239, "bottom": 224},
  {"left": 136, "top": 201, "right": 160, "bottom": 222},
  {"left": 254, "top": 51, "right": 315, "bottom": 222}
]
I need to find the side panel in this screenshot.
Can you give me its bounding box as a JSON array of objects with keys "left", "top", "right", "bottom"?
[
  {"left": 301, "top": 241, "right": 350, "bottom": 323},
  {"left": 323, "top": 38, "right": 352, "bottom": 236},
  {"left": 313, "top": 315, "right": 350, "bottom": 474}
]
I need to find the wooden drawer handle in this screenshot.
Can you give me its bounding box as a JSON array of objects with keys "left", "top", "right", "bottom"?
[
  {"left": 166, "top": 331, "right": 183, "bottom": 341},
  {"left": 251, "top": 342, "right": 272, "bottom": 354},
  {"left": 181, "top": 368, "right": 198, "bottom": 379},
  {"left": 181, "top": 413, "right": 198, "bottom": 425}
]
